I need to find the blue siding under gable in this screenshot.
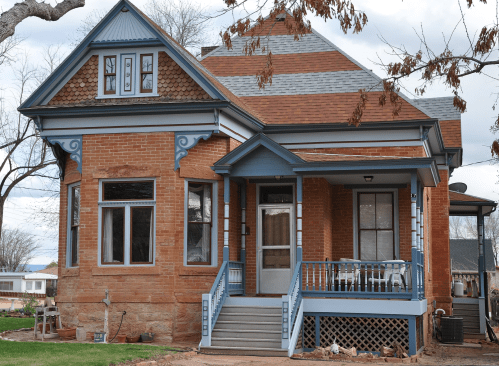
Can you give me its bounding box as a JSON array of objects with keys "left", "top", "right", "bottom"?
[{"left": 231, "top": 146, "right": 296, "bottom": 177}]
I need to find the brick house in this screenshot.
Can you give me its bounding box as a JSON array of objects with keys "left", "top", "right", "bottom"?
[{"left": 18, "top": 0, "right": 494, "bottom": 356}]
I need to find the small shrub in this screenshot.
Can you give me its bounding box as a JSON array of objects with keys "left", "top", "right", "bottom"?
[{"left": 20, "top": 292, "right": 38, "bottom": 316}]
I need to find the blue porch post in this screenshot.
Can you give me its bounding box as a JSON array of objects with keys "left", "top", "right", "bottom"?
[
  {"left": 478, "top": 209, "right": 486, "bottom": 334},
  {"left": 296, "top": 175, "right": 303, "bottom": 263},
  {"left": 224, "top": 175, "right": 230, "bottom": 262},
  {"left": 241, "top": 180, "right": 246, "bottom": 295},
  {"left": 419, "top": 184, "right": 425, "bottom": 299},
  {"left": 411, "top": 173, "right": 418, "bottom": 300},
  {"left": 408, "top": 316, "right": 417, "bottom": 355}
]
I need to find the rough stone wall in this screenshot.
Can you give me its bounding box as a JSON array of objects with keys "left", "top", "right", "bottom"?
[
  {"left": 57, "top": 133, "right": 238, "bottom": 343},
  {"left": 49, "top": 51, "right": 211, "bottom": 106}
]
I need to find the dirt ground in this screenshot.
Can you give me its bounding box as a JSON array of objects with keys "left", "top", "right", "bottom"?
[{"left": 3, "top": 328, "right": 499, "bottom": 365}]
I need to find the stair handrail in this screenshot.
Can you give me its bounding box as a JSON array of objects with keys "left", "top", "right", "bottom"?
[
  {"left": 201, "top": 261, "right": 229, "bottom": 347},
  {"left": 282, "top": 262, "right": 302, "bottom": 350}
]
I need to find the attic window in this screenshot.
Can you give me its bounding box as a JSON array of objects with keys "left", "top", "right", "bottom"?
[
  {"left": 104, "top": 56, "right": 116, "bottom": 95},
  {"left": 140, "top": 54, "right": 154, "bottom": 93},
  {"left": 276, "top": 13, "right": 286, "bottom": 21}
]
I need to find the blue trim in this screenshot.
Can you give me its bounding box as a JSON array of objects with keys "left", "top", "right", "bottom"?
[
  {"left": 224, "top": 175, "right": 230, "bottom": 203},
  {"left": 408, "top": 316, "right": 417, "bottom": 356},
  {"left": 46, "top": 135, "right": 83, "bottom": 173},
  {"left": 315, "top": 316, "right": 320, "bottom": 348},
  {"left": 214, "top": 133, "right": 305, "bottom": 170},
  {"left": 20, "top": 1, "right": 129, "bottom": 109},
  {"left": 301, "top": 292, "right": 412, "bottom": 299},
  {"left": 411, "top": 173, "right": 417, "bottom": 196},
  {"left": 297, "top": 175, "right": 303, "bottom": 202},
  {"left": 89, "top": 40, "right": 164, "bottom": 49},
  {"left": 241, "top": 180, "right": 246, "bottom": 210},
  {"left": 174, "top": 131, "right": 212, "bottom": 170},
  {"left": 304, "top": 313, "right": 410, "bottom": 320},
  {"left": 297, "top": 246, "right": 303, "bottom": 262},
  {"left": 411, "top": 247, "right": 418, "bottom": 300}
]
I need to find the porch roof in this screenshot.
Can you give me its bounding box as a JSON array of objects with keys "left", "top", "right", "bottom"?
[
  {"left": 449, "top": 190, "right": 497, "bottom": 216},
  {"left": 213, "top": 133, "right": 440, "bottom": 187}
]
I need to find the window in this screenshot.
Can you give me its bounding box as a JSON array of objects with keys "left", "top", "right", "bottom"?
[
  {"left": 358, "top": 192, "right": 395, "bottom": 261},
  {"left": 104, "top": 56, "right": 116, "bottom": 95},
  {"left": 67, "top": 183, "right": 80, "bottom": 268},
  {"left": 0, "top": 281, "right": 13, "bottom": 291},
  {"left": 99, "top": 180, "right": 155, "bottom": 266},
  {"left": 100, "top": 52, "right": 157, "bottom": 97},
  {"left": 26, "top": 281, "right": 32, "bottom": 291},
  {"left": 140, "top": 54, "right": 153, "bottom": 93},
  {"left": 185, "top": 181, "right": 217, "bottom": 266},
  {"left": 35, "top": 281, "right": 42, "bottom": 290}
]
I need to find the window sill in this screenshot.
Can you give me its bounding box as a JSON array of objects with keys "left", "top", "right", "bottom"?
[
  {"left": 95, "top": 94, "right": 159, "bottom": 99},
  {"left": 92, "top": 266, "right": 159, "bottom": 276},
  {"left": 62, "top": 268, "right": 79, "bottom": 277},
  {"left": 179, "top": 267, "right": 219, "bottom": 277}
]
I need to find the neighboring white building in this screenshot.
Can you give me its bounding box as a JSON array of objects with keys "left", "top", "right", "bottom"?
[{"left": 0, "top": 272, "right": 58, "bottom": 295}]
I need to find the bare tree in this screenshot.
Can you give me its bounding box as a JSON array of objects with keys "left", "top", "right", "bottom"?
[
  {"left": 0, "top": 53, "right": 58, "bottom": 242},
  {"left": 0, "top": 228, "right": 39, "bottom": 272},
  {"left": 463, "top": 212, "right": 499, "bottom": 263},
  {"left": 0, "top": 0, "right": 85, "bottom": 44},
  {"left": 70, "top": 9, "right": 107, "bottom": 47},
  {"left": 450, "top": 216, "right": 466, "bottom": 239},
  {"left": 146, "top": 0, "right": 213, "bottom": 53}
]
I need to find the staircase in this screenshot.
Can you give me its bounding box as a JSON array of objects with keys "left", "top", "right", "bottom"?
[
  {"left": 200, "top": 298, "right": 288, "bottom": 356},
  {"left": 452, "top": 298, "right": 483, "bottom": 339}
]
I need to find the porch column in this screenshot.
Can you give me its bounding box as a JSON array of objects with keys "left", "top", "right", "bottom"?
[
  {"left": 296, "top": 175, "right": 303, "bottom": 262},
  {"left": 224, "top": 175, "right": 230, "bottom": 262},
  {"left": 411, "top": 173, "right": 418, "bottom": 300},
  {"left": 416, "top": 182, "right": 421, "bottom": 252},
  {"left": 478, "top": 209, "right": 486, "bottom": 334},
  {"left": 241, "top": 180, "right": 247, "bottom": 294}
]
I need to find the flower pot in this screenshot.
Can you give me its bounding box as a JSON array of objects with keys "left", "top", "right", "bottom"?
[
  {"left": 57, "top": 328, "right": 76, "bottom": 341},
  {"left": 38, "top": 323, "right": 51, "bottom": 334},
  {"left": 126, "top": 335, "right": 140, "bottom": 343},
  {"left": 116, "top": 334, "right": 127, "bottom": 343},
  {"left": 140, "top": 332, "right": 155, "bottom": 343}
]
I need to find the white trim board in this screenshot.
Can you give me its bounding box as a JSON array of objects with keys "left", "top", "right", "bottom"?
[{"left": 303, "top": 298, "right": 427, "bottom": 316}]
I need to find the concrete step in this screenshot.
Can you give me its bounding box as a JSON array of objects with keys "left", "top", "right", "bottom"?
[
  {"left": 212, "top": 329, "right": 281, "bottom": 340},
  {"left": 221, "top": 305, "right": 282, "bottom": 315},
  {"left": 217, "top": 313, "right": 282, "bottom": 322},
  {"left": 211, "top": 337, "right": 282, "bottom": 349},
  {"left": 200, "top": 346, "right": 288, "bottom": 357},
  {"left": 215, "top": 320, "right": 282, "bottom": 331}
]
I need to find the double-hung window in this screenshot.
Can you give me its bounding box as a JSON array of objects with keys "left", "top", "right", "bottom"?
[
  {"left": 185, "top": 181, "right": 217, "bottom": 266},
  {"left": 67, "top": 183, "right": 80, "bottom": 268},
  {"left": 0, "top": 282, "right": 13, "bottom": 291},
  {"left": 35, "top": 281, "right": 42, "bottom": 290},
  {"left": 26, "top": 281, "right": 32, "bottom": 291},
  {"left": 99, "top": 180, "right": 155, "bottom": 266},
  {"left": 358, "top": 192, "right": 395, "bottom": 261},
  {"left": 99, "top": 51, "right": 157, "bottom": 97}
]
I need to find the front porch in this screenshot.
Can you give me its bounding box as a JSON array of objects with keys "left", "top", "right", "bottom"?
[{"left": 199, "top": 134, "right": 433, "bottom": 356}]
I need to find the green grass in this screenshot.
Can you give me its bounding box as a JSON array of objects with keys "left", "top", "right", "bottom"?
[
  {"left": 0, "top": 317, "right": 173, "bottom": 366},
  {"left": 0, "top": 317, "right": 35, "bottom": 332},
  {"left": 0, "top": 341, "right": 172, "bottom": 366}
]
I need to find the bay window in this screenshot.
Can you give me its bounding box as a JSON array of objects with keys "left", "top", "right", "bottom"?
[{"left": 99, "top": 180, "right": 155, "bottom": 266}]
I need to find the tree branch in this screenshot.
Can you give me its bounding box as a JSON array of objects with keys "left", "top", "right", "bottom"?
[{"left": 0, "top": 0, "right": 85, "bottom": 44}]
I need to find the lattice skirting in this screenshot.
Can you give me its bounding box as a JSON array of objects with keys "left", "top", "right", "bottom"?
[{"left": 301, "top": 315, "right": 410, "bottom": 353}]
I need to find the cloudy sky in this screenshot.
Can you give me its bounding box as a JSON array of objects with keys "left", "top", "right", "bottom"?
[{"left": 1, "top": 0, "right": 498, "bottom": 265}]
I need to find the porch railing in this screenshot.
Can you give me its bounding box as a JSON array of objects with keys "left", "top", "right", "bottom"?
[
  {"left": 282, "top": 262, "right": 303, "bottom": 355},
  {"left": 228, "top": 261, "right": 245, "bottom": 295},
  {"left": 452, "top": 272, "right": 481, "bottom": 297},
  {"left": 201, "top": 260, "right": 245, "bottom": 347},
  {"left": 301, "top": 261, "right": 415, "bottom": 299}
]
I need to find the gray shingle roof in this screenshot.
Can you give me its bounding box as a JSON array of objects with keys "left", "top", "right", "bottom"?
[
  {"left": 450, "top": 239, "right": 496, "bottom": 272},
  {"left": 412, "top": 97, "right": 461, "bottom": 121},
  {"left": 203, "top": 33, "right": 336, "bottom": 58},
  {"left": 217, "top": 70, "right": 382, "bottom": 97}
]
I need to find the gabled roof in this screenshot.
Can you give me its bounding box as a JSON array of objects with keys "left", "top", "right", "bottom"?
[
  {"left": 213, "top": 133, "right": 305, "bottom": 175},
  {"left": 19, "top": 0, "right": 264, "bottom": 125},
  {"left": 451, "top": 239, "right": 496, "bottom": 272}
]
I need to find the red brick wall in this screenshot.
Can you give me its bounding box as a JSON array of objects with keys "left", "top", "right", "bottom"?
[
  {"left": 56, "top": 133, "right": 241, "bottom": 343},
  {"left": 291, "top": 146, "right": 428, "bottom": 160}
]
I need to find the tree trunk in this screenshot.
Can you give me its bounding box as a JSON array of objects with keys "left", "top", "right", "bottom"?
[
  {"left": 0, "top": 0, "right": 85, "bottom": 43},
  {"left": 0, "top": 197, "right": 4, "bottom": 243}
]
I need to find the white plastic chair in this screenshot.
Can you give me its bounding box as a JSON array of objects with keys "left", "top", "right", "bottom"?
[
  {"left": 337, "top": 258, "right": 360, "bottom": 291},
  {"left": 369, "top": 260, "right": 407, "bottom": 290}
]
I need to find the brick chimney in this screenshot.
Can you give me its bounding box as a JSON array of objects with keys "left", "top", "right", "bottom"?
[{"left": 201, "top": 46, "right": 218, "bottom": 57}]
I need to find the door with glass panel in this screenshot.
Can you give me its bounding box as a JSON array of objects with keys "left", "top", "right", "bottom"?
[
  {"left": 258, "top": 185, "right": 295, "bottom": 294},
  {"left": 358, "top": 192, "right": 395, "bottom": 261}
]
